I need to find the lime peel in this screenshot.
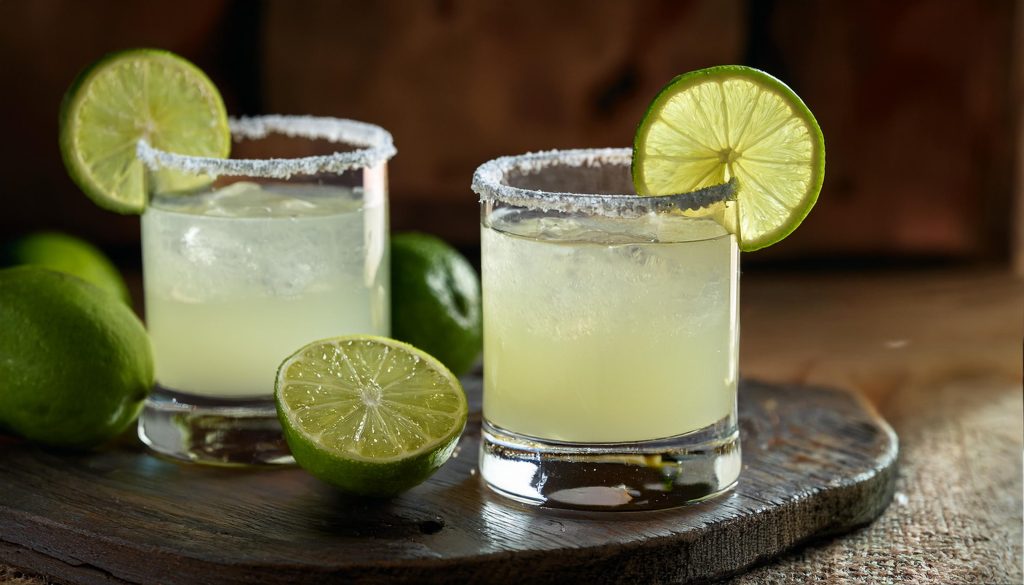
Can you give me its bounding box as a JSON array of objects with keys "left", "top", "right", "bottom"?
[
  {"left": 390, "top": 232, "right": 482, "bottom": 377},
  {"left": 3, "top": 232, "right": 130, "bottom": 303},
  {"left": 0, "top": 266, "right": 153, "bottom": 449}
]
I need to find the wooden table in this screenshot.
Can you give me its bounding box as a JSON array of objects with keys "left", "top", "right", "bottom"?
[
  {"left": 2, "top": 268, "right": 1021, "bottom": 584},
  {"left": 727, "top": 268, "right": 1023, "bottom": 584}
]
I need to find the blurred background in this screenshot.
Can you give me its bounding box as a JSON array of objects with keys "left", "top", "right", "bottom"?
[{"left": 0, "top": 0, "right": 1021, "bottom": 272}]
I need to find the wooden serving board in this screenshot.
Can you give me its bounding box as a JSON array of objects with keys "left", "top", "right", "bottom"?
[{"left": 0, "top": 379, "right": 897, "bottom": 585}]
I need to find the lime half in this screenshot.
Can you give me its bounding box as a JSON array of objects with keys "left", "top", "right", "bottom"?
[
  {"left": 276, "top": 336, "right": 468, "bottom": 497},
  {"left": 59, "top": 49, "right": 230, "bottom": 214},
  {"left": 632, "top": 65, "right": 825, "bottom": 251}
]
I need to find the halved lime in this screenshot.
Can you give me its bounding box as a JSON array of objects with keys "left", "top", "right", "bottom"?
[
  {"left": 632, "top": 65, "right": 825, "bottom": 251},
  {"left": 59, "top": 49, "right": 230, "bottom": 214},
  {"left": 275, "top": 336, "right": 468, "bottom": 497}
]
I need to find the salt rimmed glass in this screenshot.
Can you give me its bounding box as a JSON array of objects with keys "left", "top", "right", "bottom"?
[
  {"left": 137, "top": 116, "right": 395, "bottom": 465},
  {"left": 473, "top": 148, "right": 740, "bottom": 510}
]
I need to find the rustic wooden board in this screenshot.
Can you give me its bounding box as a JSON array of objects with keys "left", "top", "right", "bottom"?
[{"left": 0, "top": 379, "right": 897, "bottom": 585}]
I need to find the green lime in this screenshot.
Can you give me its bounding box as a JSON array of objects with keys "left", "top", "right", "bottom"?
[
  {"left": 632, "top": 65, "right": 825, "bottom": 251},
  {"left": 59, "top": 48, "right": 230, "bottom": 214},
  {"left": 3, "top": 232, "right": 130, "bottom": 303},
  {"left": 0, "top": 266, "right": 153, "bottom": 448},
  {"left": 276, "top": 335, "right": 468, "bottom": 497},
  {"left": 390, "top": 232, "right": 482, "bottom": 377}
]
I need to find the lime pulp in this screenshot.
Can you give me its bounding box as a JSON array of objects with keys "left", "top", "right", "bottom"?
[
  {"left": 632, "top": 65, "right": 825, "bottom": 251},
  {"left": 59, "top": 48, "right": 230, "bottom": 214},
  {"left": 275, "top": 335, "right": 468, "bottom": 497}
]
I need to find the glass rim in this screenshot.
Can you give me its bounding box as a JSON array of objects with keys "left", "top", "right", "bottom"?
[
  {"left": 136, "top": 115, "right": 396, "bottom": 178},
  {"left": 471, "top": 148, "right": 733, "bottom": 217}
]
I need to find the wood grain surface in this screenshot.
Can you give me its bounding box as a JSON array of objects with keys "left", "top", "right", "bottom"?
[
  {"left": 0, "top": 378, "right": 895, "bottom": 585},
  {"left": 725, "top": 268, "right": 1024, "bottom": 585}
]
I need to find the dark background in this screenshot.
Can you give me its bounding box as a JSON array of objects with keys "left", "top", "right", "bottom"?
[{"left": 1, "top": 0, "right": 1020, "bottom": 270}]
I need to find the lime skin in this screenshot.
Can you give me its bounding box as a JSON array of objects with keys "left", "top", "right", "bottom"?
[
  {"left": 2, "top": 231, "right": 131, "bottom": 304},
  {"left": 0, "top": 266, "right": 154, "bottom": 448},
  {"left": 280, "top": 415, "right": 464, "bottom": 498},
  {"left": 390, "top": 232, "right": 482, "bottom": 377}
]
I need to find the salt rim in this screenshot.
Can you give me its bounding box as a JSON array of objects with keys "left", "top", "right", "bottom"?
[
  {"left": 136, "top": 115, "right": 396, "bottom": 179},
  {"left": 472, "top": 148, "right": 734, "bottom": 217}
]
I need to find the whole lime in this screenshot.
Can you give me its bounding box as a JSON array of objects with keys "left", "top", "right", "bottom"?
[
  {"left": 3, "top": 232, "right": 130, "bottom": 303},
  {"left": 390, "top": 232, "right": 482, "bottom": 377},
  {"left": 0, "top": 266, "right": 153, "bottom": 448}
]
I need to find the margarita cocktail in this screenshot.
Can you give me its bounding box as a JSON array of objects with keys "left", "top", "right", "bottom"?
[
  {"left": 137, "top": 116, "right": 395, "bottom": 465},
  {"left": 475, "top": 149, "right": 741, "bottom": 509},
  {"left": 143, "top": 182, "right": 388, "bottom": 397},
  {"left": 482, "top": 213, "right": 737, "bottom": 442}
]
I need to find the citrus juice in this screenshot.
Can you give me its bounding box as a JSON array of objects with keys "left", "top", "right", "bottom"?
[
  {"left": 142, "top": 182, "right": 388, "bottom": 398},
  {"left": 482, "top": 212, "right": 738, "bottom": 443}
]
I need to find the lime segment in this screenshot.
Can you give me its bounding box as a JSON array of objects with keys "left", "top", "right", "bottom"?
[
  {"left": 632, "top": 65, "right": 825, "bottom": 251},
  {"left": 59, "top": 49, "right": 230, "bottom": 214},
  {"left": 276, "top": 336, "right": 468, "bottom": 497}
]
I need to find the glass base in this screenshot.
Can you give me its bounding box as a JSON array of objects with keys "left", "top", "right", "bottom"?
[
  {"left": 137, "top": 386, "right": 294, "bottom": 466},
  {"left": 479, "top": 417, "right": 740, "bottom": 511}
]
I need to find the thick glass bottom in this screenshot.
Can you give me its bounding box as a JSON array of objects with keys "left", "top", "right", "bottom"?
[
  {"left": 479, "top": 417, "right": 740, "bottom": 511},
  {"left": 137, "top": 386, "right": 294, "bottom": 466}
]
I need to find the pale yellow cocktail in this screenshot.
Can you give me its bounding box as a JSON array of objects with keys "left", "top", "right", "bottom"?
[
  {"left": 482, "top": 213, "right": 738, "bottom": 443},
  {"left": 143, "top": 182, "right": 389, "bottom": 398},
  {"left": 474, "top": 148, "right": 742, "bottom": 509}
]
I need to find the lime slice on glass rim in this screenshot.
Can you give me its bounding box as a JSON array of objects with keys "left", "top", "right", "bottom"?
[
  {"left": 59, "top": 48, "right": 230, "bottom": 214},
  {"left": 275, "top": 336, "right": 468, "bottom": 497},
  {"left": 632, "top": 65, "right": 825, "bottom": 251}
]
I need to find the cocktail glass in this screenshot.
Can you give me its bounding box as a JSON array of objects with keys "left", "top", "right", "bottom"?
[
  {"left": 136, "top": 116, "right": 395, "bottom": 465},
  {"left": 473, "top": 148, "right": 740, "bottom": 510}
]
